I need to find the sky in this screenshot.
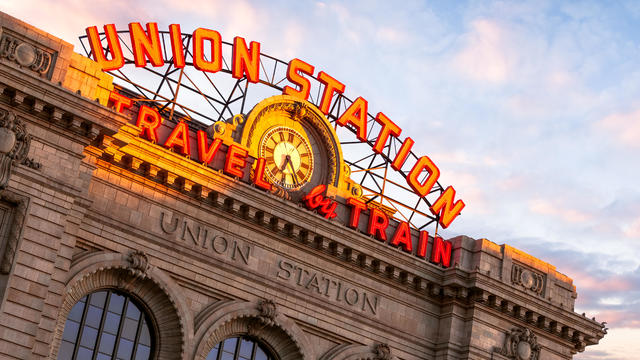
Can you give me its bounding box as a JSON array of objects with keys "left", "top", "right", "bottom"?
[{"left": 4, "top": 0, "right": 640, "bottom": 358}]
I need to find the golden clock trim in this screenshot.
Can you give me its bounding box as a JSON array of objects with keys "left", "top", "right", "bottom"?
[{"left": 240, "top": 95, "right": 352, "bottom": 197}]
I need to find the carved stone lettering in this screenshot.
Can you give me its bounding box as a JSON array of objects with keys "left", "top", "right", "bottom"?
[
  {"left": 276, "top": 258, "right": 380, "bottom": 315},
  {"left": 159, "top": 211, "right": 252, "bottom": 266}
]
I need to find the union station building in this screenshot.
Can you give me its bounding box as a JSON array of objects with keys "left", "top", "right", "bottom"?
[{"left": 0, "top": 12, "right": 606, "bottom": 360}]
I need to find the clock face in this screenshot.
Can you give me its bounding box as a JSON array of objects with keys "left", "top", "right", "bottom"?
[{"left": 259, "top": 126, "right": 314, "bottom": 190}]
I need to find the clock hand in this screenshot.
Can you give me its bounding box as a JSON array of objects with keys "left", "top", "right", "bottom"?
[
  {"left": 285, "top": 142, "right": 295, "bottom": 156},
  {"left": 286, "top": 155, "right": 299, "bottom": 186}
]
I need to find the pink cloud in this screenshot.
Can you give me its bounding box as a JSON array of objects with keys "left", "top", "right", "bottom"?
[
  {"left": 595, "top": 108, "right": 640, "bottom": 148},
  {"left": 453, "top": 19, "right": 510, "bottom": 83},
  {"left": 529, "top": 198, "right": 593, "bottom": 223}
]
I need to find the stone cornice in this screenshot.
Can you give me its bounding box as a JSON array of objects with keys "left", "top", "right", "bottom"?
[
  {"left": 88, "top": 139, "right": 606, "bottom": 354},
  {"left": 0, "top": 69, "right": 128, "bottom": 140}
]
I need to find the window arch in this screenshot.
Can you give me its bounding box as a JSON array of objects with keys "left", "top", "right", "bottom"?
[
  {"left": 57, "top": 289, "right": 154, "bottom": 360},
  {"left": 206, "top": 336, "right": 276, "bottom": 360}
]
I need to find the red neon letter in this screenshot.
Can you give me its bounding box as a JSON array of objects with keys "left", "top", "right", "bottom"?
[
  {"left": 193, "top": 28, "right": 222, "bottom": 73},
  {"left": 224, "top": 145, "right": 248, "bottom": 178},
  {"left": 197, "top": 131, "right": 222, "bottom": 165},
  {"left": 108, "top": 91, "right": 132, "bottom": 113},
  {"left": 253, "top": 158, "right": 272, "bottom": 191},
  {"left": 390, "top": 221, "right": 412, "bottom": 253},
  {"left": 232, "top": 37, "right": 260, "bottom": 83},
  {"left": 347, "top": 197, "right": 367, "bottom": 229},
  {"left": 164, "top": 121, "right": 191, "bottom": 156},
  {"left": 373, "top": 112, "right": 401, "bottom": 154},
  {"left": 416, "top": 230, "right": 429, "bottom": 258},
  {"left": 430, "top": 186, "right": 465, "bottom": 228},
  {"left": 431, "top": 236, "right": 452, "bottom": 267},
  {"left": 317, "top": 71, "right": 345, "bottom": 115},
  {"left": 407, "top": 156, "right": 440, "bottom": 197},
  {"left": 283, "top": 58, "right": 314, "bottom": 100},
  {"left": 129, "top": 22, "right": 164, "bottom": 67},
  {"left": 367, "top": 208, "right": 389, "bottom": 242},
  {"left": 392, "top": 137, "right": 414, "bottom": 171},
  {"left": 136, "top": 105, "right": 162, "bottom": 143},
  {"left": 86, "top": 24, "right": 124, "bottom": 71},
  {"left": 169, "top": 24, "right": 185, "bottom": 68},
  {"left": 336, "top": 97, "right": 368, "bottom": 142}
]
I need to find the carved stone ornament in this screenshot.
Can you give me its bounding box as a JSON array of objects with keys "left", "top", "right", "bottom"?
[
  {"left": 126, "top": 250, "right": 150, "bottom": 279},
  {"left": 0, "top": 109, "right": 30, "bottom": 189},
  {"left": 0, "top": 32, "right": 53, "bottom": 76},
  {"left": 494, "top": 327, "right": 541, "bottom": 360},
  {"left": 511, "top": 263, "right": 545, "bottom": 296},
  {"left": 374, "top": 343, "right": 392, "bottom": 360},
  {"left": 247, "top": 299, "right": 278, "bottom": 337},
  {"left": 0, "top": 192, "right": 29, "bottom": 274}
]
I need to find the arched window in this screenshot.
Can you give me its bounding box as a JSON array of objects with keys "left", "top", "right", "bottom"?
[
  {"left": 206, "top": 336, "right": 276, "bottom": 360},
  {"left": 58, "top": 289, "right": 154, "bottom": 360}
]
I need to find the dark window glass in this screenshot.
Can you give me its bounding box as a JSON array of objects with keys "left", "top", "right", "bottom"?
[
  {"left": 57, "top": 290, "right": 154, "bottom": 360},
  {"left": 205, "top": 337, "right": 275, "bottom": 360}
]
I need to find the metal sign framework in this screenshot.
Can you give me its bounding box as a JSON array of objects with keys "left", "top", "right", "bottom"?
[{"left": 79, "top": 29, "right": 447, "bottom": 232}]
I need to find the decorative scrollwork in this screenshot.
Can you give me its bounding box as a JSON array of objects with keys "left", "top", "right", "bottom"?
[
  {"left": 247, "top": 299, "right": 278, "bottom": 337},
  {"left": 511, "top": 263, "right": 545, "bottom": 296},
  {"left": 374, "top": 343, "right": 392, "bottom": 360},
  {"left": 0, "top": 192, "right": 29, "bottom": 274},
  {"left": 20, "top": 157, "right": 41, "bottom": 170},
  {"left": 257, "top": 299, "right": 277, "bottom": 326},
  {"left": 0, "top": 32, "right": 53, "bottom": 76},
  {"left": 0, "top": 108, "right": 31, "bottom": 189},
  {"left": 494, "top": 327, "right": 541, "bottom": 360},
  {"left": 126, "top": 250, "right": 150, "bottom": 279}
]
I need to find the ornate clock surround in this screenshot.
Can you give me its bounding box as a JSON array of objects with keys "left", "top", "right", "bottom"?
[{"left": 240, "top": 95, "right": 346, "bottom": 194}]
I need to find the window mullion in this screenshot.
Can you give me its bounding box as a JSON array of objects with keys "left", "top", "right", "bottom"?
[
  {"left": 71, "top": 295, "right": 91, "bottom": 360},
  {"left": 111, "top": 297, "right": 130, "bottom": 360},
  {"left": 234, "top": 337, "right": 242, "bottom": 360},
  {"left": 130, "top": 310, "right": 145, "bottom": 360},
  {"left": 250, "top": 339, "right": 257, "bottom": 360},
  {"left": 216, "top": 339, "right": 223, "bottom": 360},
  {"left": 91, "top": 290, "right": 112, "bottom": 360}
]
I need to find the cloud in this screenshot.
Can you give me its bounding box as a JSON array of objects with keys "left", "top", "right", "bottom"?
[
  {"left": 453, "top": 19, "right": 510, "bottom": 84},
  {"left": 576, "top": 328, "right": 640, "bottom": 360},
  {"left": 521, "top": 244, "right": 640, "bottom": 328},
  {"left": 528, "top": 198, "right": 593, "bottom": 223},
  {"left": 595, "top": 108, "right": 640, "bottom": 148}
]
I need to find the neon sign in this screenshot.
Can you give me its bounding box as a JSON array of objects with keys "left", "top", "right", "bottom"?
[{"left": 87, "top": 22, "right": 465, "bottom": 229}]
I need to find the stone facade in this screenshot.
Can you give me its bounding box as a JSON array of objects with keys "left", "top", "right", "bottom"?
[{"left": 0, "top": 11, "right": 605, "bottom": 360}]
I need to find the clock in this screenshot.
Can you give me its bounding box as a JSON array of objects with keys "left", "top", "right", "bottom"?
[{"left": 259, "top": 126, "right": 314, "bottom": 190}]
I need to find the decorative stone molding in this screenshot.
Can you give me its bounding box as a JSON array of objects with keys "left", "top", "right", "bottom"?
[
  {"left": 374, "top": 343, "right": 392, "bottom": 360},
  {"left": 511, "top": 263, "right": 544, "bottom": 295},
  {"left": 193, "top": 299, "right": 312, "bottom": 360},
  {"left": 0, "top": 191, "right": 29, "bottom": 274},
  {"left": 257, "top": 298, "right": 277, "bottom": 326},
  {"left": 494, "top": 327, "right": 541, "bottom": 360},
  {"left": 126, "top": 250, "right": 150, "bottom": 279},
  {"left": 51, "top": 251, "right": 192, "bottom": 360},
  {"left": 20, "top": 156, "right": 41, "bottom": 170},
  {"left": 0, "top": 108, "right": 30, "bottom": 189},
  {"left": 0, "top": 31, "right": 54, "bottom": 77},
  {"left": 247, "top": 299, "right": 278, "bottom": 337},
  {"left": 320, "top": 343, "right": 394, "bottom": 360}
]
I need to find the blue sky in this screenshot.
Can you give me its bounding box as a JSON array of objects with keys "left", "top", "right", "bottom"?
[{"left": 6, "top": 0, "right": 640, "bottom": 358}]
